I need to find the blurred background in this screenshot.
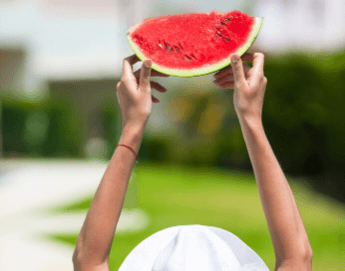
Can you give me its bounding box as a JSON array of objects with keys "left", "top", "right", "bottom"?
[{"left": 1, "top": 0, "right": 344, "bottom": 270}]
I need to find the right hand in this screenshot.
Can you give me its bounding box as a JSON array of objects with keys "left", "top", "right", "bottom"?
[
  {"left": 116, "top": 55, "right": 169, "bottom": 131},
  {"left": 213, "top": 52, "right": 267, "bottom": 126}
]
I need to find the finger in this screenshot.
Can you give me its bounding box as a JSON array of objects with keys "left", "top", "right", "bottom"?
[
  {"left": 215, "top": 63, "right": 251, "bottom": 84},
  {"left": 150, "top": 81, "right": 167, "bottom": 92},
  {"left": 133, "top": 69, "right": 141, "bottom": 79},
  {"left": 213, "top": 78, "right": 234, "bottom": 87},
  {"left": 240, "top": 52, "right": 254, "bottom": 62},
  {"left": 134, "top": 68, "right": 170, "bottom": 83},
  {"left": 152, "top": 95, "right": 159, "bottom": 103},
  {"left": 213, "top": 66, "right": 233, "bottom": 79},
  {"left": 242, "top": 63, "right": 251, "bottom": 77},
  {"left": 139, "top": 59, "right": 152, "bottom": 91},
  {"left": 123, "top": 55, "right": 140, "bottom": 78},
  {"left": 230, "top": 54, "right": 247, "bottom": 86},
  {"left": 213, "top": 53, "right": 253, "bottom": 79},
  {"left": 151, "top": 69, "right": 170, "bottom": 77},
  {"left": 127, "top": 54, "right": 140, "bottom": 64},
  {"left": 251, "top": 53, "right": 265, "bottom": 79},
  {"left": 214, "top": 64, "right": 251, "bottom": 83},
  {"left": 220, "top": 82, "right": 235, "bottom": 89},
  {"left": 214, "top": 81, "right": 235, "bottom": 89},
  {"left": 214, "top": 74, "right": 234, "bottom": 84}
]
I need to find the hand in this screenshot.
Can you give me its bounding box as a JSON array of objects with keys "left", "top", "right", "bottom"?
[
  {"left": 116, "top": 55, "right": 169, "bottom": 130},
  {"left": 213, "top": 52, "right": 267, "bottom": 125}
]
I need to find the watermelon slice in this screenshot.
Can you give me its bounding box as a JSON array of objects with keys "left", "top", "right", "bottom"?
[{"left": 127, "top": 10, "right": 262, "bottom": 77}]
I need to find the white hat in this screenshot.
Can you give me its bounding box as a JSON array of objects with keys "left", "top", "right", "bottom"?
[{"left": 119, "top": 224, "right": 269, "bottom": 271}]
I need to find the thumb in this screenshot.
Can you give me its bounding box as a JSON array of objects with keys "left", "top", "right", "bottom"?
[
  {"left": 139, "top": 59, "right": 152, "bottom": 91},
  {"left": 230, "top": 54, "right": 246, "bottom": 86}
]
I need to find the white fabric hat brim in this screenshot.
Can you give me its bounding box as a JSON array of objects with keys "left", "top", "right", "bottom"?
[{"left": 119, "top": 224, "right": 269, "bottom": 271}]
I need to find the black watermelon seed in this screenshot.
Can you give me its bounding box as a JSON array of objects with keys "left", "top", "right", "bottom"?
[
  {"left": 170, "top": 47, "right": 173, "bottom": 51},
  {"left": 221, "top": 22, "right": 225, "bottom": 25},
  {"left": 165, "top": 44, "right": 168, "bottom": 49},
  {"left": 225, "top": 38, "right": 230, "bottom": 42},
  {"left": 225, "top": 18, "right": 229, "bottom": 21},
  {"left": 175, "top": 46, "right": 179, "bottom": 52},
  {"left": 185, "top": 55, "right": 191, "bottom": 61}
]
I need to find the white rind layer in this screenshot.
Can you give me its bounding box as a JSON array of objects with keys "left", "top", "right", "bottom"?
[{"left": 127, "top": 16, "right": 263, "bottom": 77}]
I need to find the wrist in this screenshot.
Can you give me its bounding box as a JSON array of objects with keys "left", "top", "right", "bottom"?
[
  {"left": 120, "top": 124, "right": 145, "bottom": 154},
  {"left": 238, "top": 116, "right": 267, "bottom": 156},
  {"left": 123, "top": 122, "right": 146, "bottom": 135},
  {"left": 238, "top": 115, "right": 264, "bottom": 132}
]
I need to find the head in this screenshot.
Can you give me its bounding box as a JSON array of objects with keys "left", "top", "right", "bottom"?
[{"left": 118, "top": 224, "right": 269, "bottom": 271}]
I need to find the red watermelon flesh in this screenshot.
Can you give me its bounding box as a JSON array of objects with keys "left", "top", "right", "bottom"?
[{"left": 127, "top": 10, "right": 263, "bottom": 77}]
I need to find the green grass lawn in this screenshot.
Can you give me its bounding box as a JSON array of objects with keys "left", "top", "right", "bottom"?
[{"left": 46, "top": 162, "right": 345, "bottom": 271}]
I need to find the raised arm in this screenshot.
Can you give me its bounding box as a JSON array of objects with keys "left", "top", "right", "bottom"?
[
  {"left": 72, "top": 55, "right": 168, "bottom": 271},
  {"left": 213, "top": 53, "right": 313, "bottom": 271}
]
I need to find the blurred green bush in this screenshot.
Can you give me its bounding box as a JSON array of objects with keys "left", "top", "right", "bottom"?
[
  {"left": 140, "top": 50, "right": 345, "bottom": 203},
  {"left": 262, "top": 52, "right": 345, "bottom": 204},
  {"left": 1, "top": 50, "right": 344, "bottom": 203},
  {"left": 1, "top": 91, "right": 83, "bottom": 158}
]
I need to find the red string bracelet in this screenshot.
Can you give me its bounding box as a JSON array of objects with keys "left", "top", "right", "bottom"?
[{"left": 117, "top": 144, "right": 137, "bottom": 160}]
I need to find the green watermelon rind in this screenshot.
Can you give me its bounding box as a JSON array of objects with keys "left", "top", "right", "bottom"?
[{"left": 127, "top": 16, "right": 263, "bottom": 77}]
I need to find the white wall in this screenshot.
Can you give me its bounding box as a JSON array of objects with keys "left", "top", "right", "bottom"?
[
  {"left": 0, "top": 0, "right": 154, "bottom": 84},
  {"left": 2, "top": 0, "right": 344, "bottom": 88},
  {"left": 254, "top": 0, "right": 345, "bottom": 53}
]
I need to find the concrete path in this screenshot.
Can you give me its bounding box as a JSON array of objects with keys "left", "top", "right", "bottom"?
[{"left": 0, "top": 159, "right": 150, "bottom": 271}]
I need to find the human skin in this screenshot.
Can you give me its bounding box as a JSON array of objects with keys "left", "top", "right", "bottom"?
[
  {"left": 72, "top": 55, "right": 168, "bottom": 271},
  {"left": 73, "top": 53, "right": 313, "bottom": 271},
  {"left": 214, "top": 53, "right": 313, "bottom": 271}
]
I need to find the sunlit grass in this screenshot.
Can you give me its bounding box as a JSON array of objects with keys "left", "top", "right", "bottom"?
[{"left": 48, "top": 162, "right": 345, "bottom": 271}]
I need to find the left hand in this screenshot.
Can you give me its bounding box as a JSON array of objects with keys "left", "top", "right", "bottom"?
[{"left": 116, "top": 55, "right": 169, "bottom": 130}]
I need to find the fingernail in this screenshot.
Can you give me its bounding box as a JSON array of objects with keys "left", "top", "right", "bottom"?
[
  {"left": 231, "top": 54, "right": 238, "bottom": 63},
  {"left": 145, "top": 59, "right": 152, "bottom": 68}
]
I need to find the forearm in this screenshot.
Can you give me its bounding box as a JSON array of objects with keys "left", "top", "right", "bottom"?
[
  {"left": 239, "top": 118, "right": 312, "bottom": 263},
  {"left": 73, "top": 125, "right": 144, "bottom": 268}
]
